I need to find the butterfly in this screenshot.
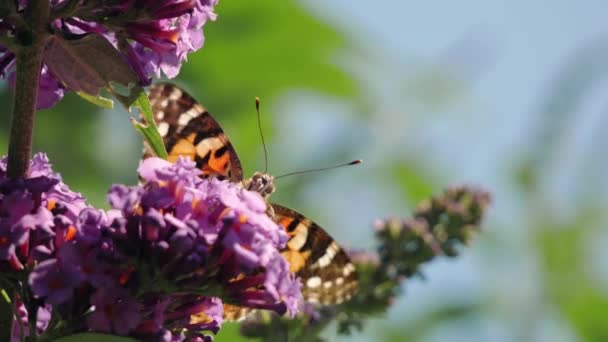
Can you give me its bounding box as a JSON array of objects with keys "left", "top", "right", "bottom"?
[{"left": 144, "top": 83, "right": 358, "bottom": 314}]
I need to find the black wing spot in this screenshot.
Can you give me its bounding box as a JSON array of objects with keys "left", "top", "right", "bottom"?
[
  {"left": 195, "top": 151, "right": 211, "bottom": 169},
  {"left": 286, "top": 219, "right": 300, "bottom": 233},
  {"left": 214, "top": 145, "right": 228, "bottom": 158},
  {"left": 304, "top": 228, "right": 333, "bottom": 263}
]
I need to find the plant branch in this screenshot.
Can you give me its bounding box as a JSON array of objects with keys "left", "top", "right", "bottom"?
[
  {"left": 7, "top": 47, "right": 42, "bottom": 178},
  {"left": 6, "top": 0, "right": 50, "bottom": 178}
]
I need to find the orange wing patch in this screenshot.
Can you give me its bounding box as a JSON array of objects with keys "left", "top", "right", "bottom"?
[
  {"left": 195, "top": 136, "right": 231, "bottom": 177},
  {"left": 165, "top": 131, "right": 234, "bottom": 179},
  {"left": 278, "top": 216, "right": 294, "bottom": 229},
  {"left": 167, "top": 133, "right": 197, "bottom": 162},
  {"left": 281, "top": 249, "right": 311, "bottom": 273},
  {"left": 204, "top": 153, "right": 230, "bottom": 175}
]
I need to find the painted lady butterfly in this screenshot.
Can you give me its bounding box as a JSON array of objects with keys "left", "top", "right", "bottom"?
[{"left": 144, "top": 83, "right": 358, "bottom": 314}]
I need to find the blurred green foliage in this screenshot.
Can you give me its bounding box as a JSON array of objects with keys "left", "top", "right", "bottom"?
[{"left": 515, "top": 41, "right": 608, "bottom": 342}]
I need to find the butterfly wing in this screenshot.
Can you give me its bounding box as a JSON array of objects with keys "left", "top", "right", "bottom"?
[
  {"left": 146, "top": 83, "right": 244, "bottom": 182},
  {"left": 272, "top": 204, "right": 358, "bottom": 305}
]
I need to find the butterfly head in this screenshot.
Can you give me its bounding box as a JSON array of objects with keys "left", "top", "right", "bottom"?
[{"left": 245, "top": 172, "right": 276, "bottom": 199}]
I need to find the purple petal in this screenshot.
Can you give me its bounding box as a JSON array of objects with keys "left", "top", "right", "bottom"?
[{"left": 138, "top": 158, "right": 173, "bottom": 182}]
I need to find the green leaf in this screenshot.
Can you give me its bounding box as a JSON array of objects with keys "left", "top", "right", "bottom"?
[
  {"left": 76, "top": 92, "right": 114, "bottom": 109},
  {"left": 53, "top": 333, "right": 137, "bottom": 342},
  {"left": 123, "top": 88, "right": 168, "bottom": 160},
  {"left": 534, "top": 211, "right": 608, "bottom": 341}
]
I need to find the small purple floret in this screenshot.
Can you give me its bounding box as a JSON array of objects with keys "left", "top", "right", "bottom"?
[
  {"left": 87, "top": 289, "right": 143, "bottom": 335},
  {"left": 28, "top": 258, "right": 85, "bottom": 305}
]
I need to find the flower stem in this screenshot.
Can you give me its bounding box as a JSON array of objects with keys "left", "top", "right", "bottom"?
[
  {"left": 6, "top": 0, "right": 50, "bottom": 179},
  {"left": 7, "top": 47, "right": 43, "bottom": 178}
]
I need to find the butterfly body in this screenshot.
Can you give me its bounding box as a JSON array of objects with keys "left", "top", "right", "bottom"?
[
  {"left": 244, "top": 172, "right": 276, "bottom": 200},
  {"left": 146, "top": 83, "right": 358, "bottom": 310}
]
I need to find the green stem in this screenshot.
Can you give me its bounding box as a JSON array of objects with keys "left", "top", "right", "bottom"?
[
  {"left": 6, "top": 0, "right": 50, "bottom": 179},
  {"left": 0, "top": 289, "right": 21, "bottom": 342}
]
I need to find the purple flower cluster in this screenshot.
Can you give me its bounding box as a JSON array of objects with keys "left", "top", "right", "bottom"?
[
  {"left": 118, "top": 0, "right": 219, "bottom": 81},
  {"left": 0, "top": 153, "right": 87, "bottom": 272},
  {"left": 5, "top": 155, "right": 301, "bottom": 341},
  {"left": 123, "top": 157, "right": 302, "bottom": 315},
  {"left": 0, "top": 153, "right": 86, "bottom": 341},
  {"left": 0, "top": 0, "right": 218, "bottom": 109}
]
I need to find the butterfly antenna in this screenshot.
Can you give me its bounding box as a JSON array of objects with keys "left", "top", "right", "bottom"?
[
  {"left": 256, "top": 97, "right": 269, "bottom": 173},
  {"left": 275, "top": 160, "right": 362, "bottom": 179}
]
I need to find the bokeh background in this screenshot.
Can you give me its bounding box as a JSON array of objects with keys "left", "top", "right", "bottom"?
[{"left": 2, "top": 1, "right": 608, "bottom": 341}]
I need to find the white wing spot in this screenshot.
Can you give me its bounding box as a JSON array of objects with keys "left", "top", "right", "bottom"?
[
  {"left": 306, "top": 277, "right": 322, "bottom": 288},
  {"left": 307, "top": 296, "right": 319, "bottom": 304},
  {"left": 168, "top": 87, "right": 182, "bottom": 100},
  {"left": 287, "top": 223, "right": 308, "bottom": 251},
  {"left": 323, "top": 281, "right": 333, "bottom": 289},
  {"left": 157, "top": 122, "right": 170, "bottom": 137},
  {"left": 326, "top": 242, "right": 339, "bottom": 258},
  {"left": 316, "top": 242, "right": 339, "bottom": 268},
  {"left": 335, "top": 277, "right": 344, "bottom": 285},
  {"left": 195, "top": 137, "right": 224, "bottom": 157},
  {"left": 317, "top": 254, "right": 330, "bottom": 268},
  {"left": 158, "top": 99, "right": 168, "bottom": 112},
  {"left": 342, "top": 263, "right": 355, "bottom": 276},
  {"left": 185, "top": 106, "right": 202, "bottom": 118},
  {"left": 177, "top": 113, "right": 193, "bottom": 126}
]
